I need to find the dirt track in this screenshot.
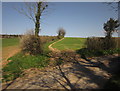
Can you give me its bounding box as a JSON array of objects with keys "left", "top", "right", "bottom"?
[
  {"left": 48, "top": 38, "right": 64, "bottom": 52},
  {"left": 3, "top": 53, "right": 120, "bottom": 89}
]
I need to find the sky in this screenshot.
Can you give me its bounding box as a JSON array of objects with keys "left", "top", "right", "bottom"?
[
  {"left": 0, "top": 1, "right": 2, "bottom": 34},
  {"left": 2, "top": 2, "right": 118, "bottom": 37}
]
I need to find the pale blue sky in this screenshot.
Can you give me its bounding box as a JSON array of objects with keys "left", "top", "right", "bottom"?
[
  {"left": 0, "top": 1, "right": 2, "bottom": 34},
  {"left": 2, "top": 2, "right": 118, "bottom": 37}
]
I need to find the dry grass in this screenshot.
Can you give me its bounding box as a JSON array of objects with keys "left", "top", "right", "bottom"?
[
  {"left": 86, "top": 37, "right": 119, "bottom": 50},
  {"left": 20, "top": 32, "right": 42, "bottom": 55}
]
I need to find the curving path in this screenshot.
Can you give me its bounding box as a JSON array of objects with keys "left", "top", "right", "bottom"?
[{"left": 48, "top": 38, "right": 64, "bottom": 52}]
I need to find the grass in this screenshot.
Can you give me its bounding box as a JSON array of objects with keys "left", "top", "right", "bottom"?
[
  {"left": 1, "top": 38, "right": 20, "bottom": 62},
  {"left": 2, "top": 38, "right": 59, "bottom": 82},
  {"left": 43, "top": 39, "right": 59, "bottom": 53},
  {"left": 1, "top": 38, "right": 20, "bottom": 47},
  {"left": 2, "top": 52, "right": 49, "bottom": 82},
  {"left": 77, "top": 48, "right": 120, "bottom": 58},
  {"left": 52, "top": 37, "right": 86, "bottom": 50}
]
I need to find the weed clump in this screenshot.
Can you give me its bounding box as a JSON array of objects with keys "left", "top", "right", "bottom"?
[{"left": 20, "top": 30, "right": 42, "bottom": 55}]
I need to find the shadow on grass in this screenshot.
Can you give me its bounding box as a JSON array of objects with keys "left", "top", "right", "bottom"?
[{"left": 76, "top": 48, "right": 104, "bottom": 58}]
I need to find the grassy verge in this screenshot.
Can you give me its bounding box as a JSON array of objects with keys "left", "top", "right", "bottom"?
[
  {"left": 76, "top": 48, "right": 120, "bottom": 58},
  {"left": 52, "top": 37, "right": 86, "bottom": 50},
  {"left": 2, "top": 52, "right": 49, "bottom": 82}
]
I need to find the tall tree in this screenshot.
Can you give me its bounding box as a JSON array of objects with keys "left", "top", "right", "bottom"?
[
  {"left": 118, "top": 1, "right": 120, "bottom": 37},
  {"left": 105, "top": 0, "right": 120, "bottom": 36},
  {"left": 16, "top": 2, "right": 48, "bottom": 36},
  {"left": 103, "top": 18, "right": 119, "bottom": 38}
]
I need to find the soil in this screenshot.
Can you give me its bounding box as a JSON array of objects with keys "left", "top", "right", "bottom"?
[{"left": 2, "top": 52, "right": 120, "bottom": 90}]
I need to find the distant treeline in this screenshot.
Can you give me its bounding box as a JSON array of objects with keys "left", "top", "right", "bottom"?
[
  {"left": 0, "top": 34, "right": 58, "bottom": 39},
  {"left": 0, "top": 34, "right": 22, "bottom": 38}
]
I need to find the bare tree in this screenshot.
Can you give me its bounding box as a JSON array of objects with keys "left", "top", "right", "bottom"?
[
  {"left": 57, "top": 28, "right": 66, "bottom": 39},
  {"left": 15, "top": 2, "right": 48, "bottom": 36},
  {"left": 105, "top": 0, "right": 119, "bottom": 11}
]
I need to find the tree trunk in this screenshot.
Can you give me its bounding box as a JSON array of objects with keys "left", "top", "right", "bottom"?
[
  {"left": 118, "top": 1, "right": 120, "bottom": 37},
  {"left": 35, "top": 2, "right": 41, "bottom": 36},
  {"left": 106, "top": 31, "right": 112, "bottom": 39}
]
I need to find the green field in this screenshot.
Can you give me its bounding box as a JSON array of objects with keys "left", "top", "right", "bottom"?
[
  {"left": 1, "top": 38, "right": 20, "bottom": 47},
  {"left": 52, "top": 37, "right": 86, "bottom": 50},
  {"left": 1, "top": 38, "right": 20, "bottom": 66}
]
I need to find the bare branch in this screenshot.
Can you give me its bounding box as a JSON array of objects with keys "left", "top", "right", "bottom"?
[
  {"left": 104, "top": 1, "right": 119, "bottom": 12},
  {"left": 14, "top": 2, "right": 37, "bottom": 23},
  {"left": 40, "top": 2, "right": 48, "bottom": 14},
  {"left": 14, "top": 1, "right": 49, "bottom": 36}
]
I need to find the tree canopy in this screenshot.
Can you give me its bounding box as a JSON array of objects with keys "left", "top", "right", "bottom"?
[{"left": 103, "top": 18, "right": 119, "bottom": 38}]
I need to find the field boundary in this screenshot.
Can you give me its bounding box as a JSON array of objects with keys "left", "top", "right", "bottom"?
[
  {"left": 2, "top": 45, "right": 20, "bottom": 67},
  {"left": 48, "top": 37, "right": 65, "bottom": 52}
]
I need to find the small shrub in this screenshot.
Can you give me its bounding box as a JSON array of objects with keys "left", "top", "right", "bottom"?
[
  {"left": 20, "top": 30, "right": 42, "bottom": 55},
  {"left": 57, "top": 28, "right": 66, "bottom": 39}
]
